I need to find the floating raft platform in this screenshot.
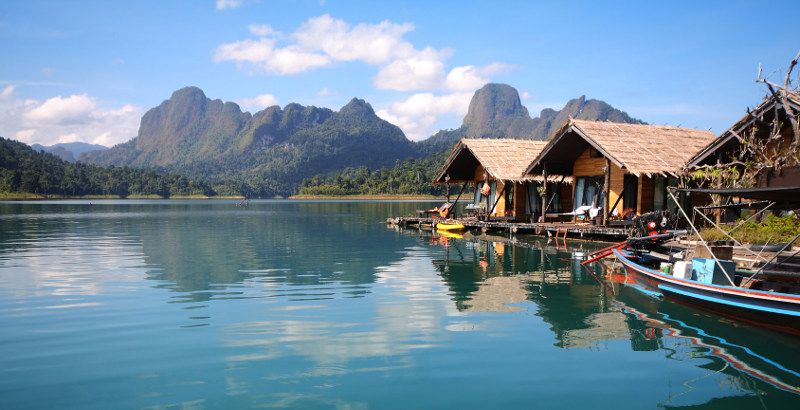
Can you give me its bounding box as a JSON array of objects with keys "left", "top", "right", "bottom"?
[{"left": 388, "top": 216, "right": 629, "bottom": 240}]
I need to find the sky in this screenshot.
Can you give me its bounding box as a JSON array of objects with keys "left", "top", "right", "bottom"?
[{"left": 1, "top": 0, "right": 798, "bottom": 148}]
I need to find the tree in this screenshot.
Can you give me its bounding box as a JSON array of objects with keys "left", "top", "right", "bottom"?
[{"left": 691, "top": 51, "right": 800, "bottom": 191}]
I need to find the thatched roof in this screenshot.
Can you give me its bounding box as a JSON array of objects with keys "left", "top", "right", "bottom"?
[
  {"left": 686, "top": 90, "right": 800, "bottom": 169},
  {"left": 434, "top": 138, "right": 549, "bottom": 184},
  {"left": 526, "top": 119, "right": 717, "bottom": 177}
]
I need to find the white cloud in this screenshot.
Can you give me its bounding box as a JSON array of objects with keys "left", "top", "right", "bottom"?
[
  {"left": 268, "top": 45, "right": 331, "bottom": 75},
  {"left": 214, "top": 37, "right": 277, "bottom": 64},
  {"left": 377, "top": 109, "right": 439, "bottom": 142},
  {"left": 377, "top": 92, "right": 473, "bottom": 141},
  {"left": 24, "top": 94, "right": 96, "bottom": 125},
  {"left": 388, "top": 92, "right": 472, "bottom": 117},
  {"left": 443, "top": 63, "right": 514, "bottom": 92},
  {"left": 213, "top": 37, "right": 331, "bottom": 75},
  {"left": 216, "top": 0, "right": 242, "bottom": 10},
  {"left": 248, "top": 24, "right": 279, "bottom": 37},
  {"left": 214, "top": 14, "right": 514, "bottom": 140},
  {"left": 293, "top": 14, "right": 415, "bottom": 64},
  {"left": 316, "top": 87, "right": 330, "bottom": 97},
  {"left": 15, "top": 129, "right": 36, "bottom": 142},
  {"left": 0, "top": 88, "right": 143, "bottom": 147},
  {"left": 57, "top": 133, "right": 82, "bottom": 144},
  {"left": 373, "top": 47, "right": 449, "bottom": 91},
  {"left": 1, "top": 85, "right": 16, "bottom": 98},
  {"left": 237, "top": 94, "right": 279, "bottom": 111}
]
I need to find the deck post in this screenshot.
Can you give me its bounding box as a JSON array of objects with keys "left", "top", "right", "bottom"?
[
  {"left": 541, "top": 163, "right": 548, "bottom": 223},
  {"left": 603, "top": 158, "right": 610, "bottom": 226}
]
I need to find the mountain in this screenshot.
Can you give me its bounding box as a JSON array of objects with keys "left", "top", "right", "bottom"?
[
  {"left": 417, "top": 83, "right": 644, "bottom": 154},
  {"left": 80, "top": 84, "right": 643, "bottom": 197},
  {"left": 81, "top": 87, "right": 414, "bottom": 196},
  {"left": 30, "top": 142, "right": 107, "bottom": 163}
]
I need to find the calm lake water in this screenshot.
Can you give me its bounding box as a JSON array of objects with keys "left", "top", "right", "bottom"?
[{"left": 1, "top": 200, "right": 799, "bottom": 409}]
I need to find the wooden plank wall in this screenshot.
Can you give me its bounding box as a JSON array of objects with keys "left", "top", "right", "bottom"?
[
  {"left": 573, "top": 149, "right": 605, "bottom": 177},
  {"left": 494, "top": 181, "right": 506, "bottom": 216},
  {"left": 608, "top": 164, "right": 626, "bottom": 216}
]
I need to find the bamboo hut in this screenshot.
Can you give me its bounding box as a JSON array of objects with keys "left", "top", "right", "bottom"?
[
  {"left": 433, "top": 138, "right": 557, "bottom": 221},
  {"left": 686, "top": 90, "right": 800, "bottom": 189},
  {"left": 525, "top": 119, "right": 717, "bottom": 225}
]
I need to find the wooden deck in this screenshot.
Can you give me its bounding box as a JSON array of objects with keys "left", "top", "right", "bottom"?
[{"left": 388, "top": 216, "right": 629, "bottom": 240}]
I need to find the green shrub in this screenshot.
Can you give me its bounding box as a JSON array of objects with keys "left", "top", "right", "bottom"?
[{"left": 696, "top": 213, "right": 800, "bottom": 244}]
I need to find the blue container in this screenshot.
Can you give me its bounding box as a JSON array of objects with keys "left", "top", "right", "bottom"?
[{"left": 692, "top": 258, "right": 735, "bottom": 286}]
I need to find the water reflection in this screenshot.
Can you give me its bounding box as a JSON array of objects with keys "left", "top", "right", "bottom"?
[
  {"left": 2, "top": 200, "right": 799, "bottom": 408},
  {"left": 0, "top": 200, "right": 420, "bottom": 299},
  {"left": 415, "top": 227, "right": 800, "bottom": 405},
  {"left": 425, "top": 230, "right": 628, "bottom": 348},
  {"left": 598, "top": 260, "right": 800, "bottom": 401}
]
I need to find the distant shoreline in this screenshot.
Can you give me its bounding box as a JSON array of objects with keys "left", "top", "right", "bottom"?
[
  {"left": 0, "top": 193, "right": 443, "bottom": 201},
  {"left": 289, "top": 194, "right": 441, "bottom": 200},
  {"left": 0, "top": 194, "right": 242, "bottom": 200}
]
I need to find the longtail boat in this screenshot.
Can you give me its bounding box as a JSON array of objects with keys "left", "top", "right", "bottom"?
[{"left": 612, "top": 247, "right": 800, "bottom": 337}]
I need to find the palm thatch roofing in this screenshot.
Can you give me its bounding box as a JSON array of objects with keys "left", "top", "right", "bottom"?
[
  {"left": 525, "top": 119, "right": 717, "bottom": 178},
  {"left": 434, "top": 138, "right": 549, "bottom": 184},
  {"left": 686, "top": 90, "right": 800, "bottom": 169}
]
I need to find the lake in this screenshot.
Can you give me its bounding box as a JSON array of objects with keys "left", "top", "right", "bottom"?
[{"left": 1, "top": 200, "right": 798, "bottom": 409}]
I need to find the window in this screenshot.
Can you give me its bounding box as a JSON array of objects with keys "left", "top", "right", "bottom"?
[
  {"left": 653, "top": 176, "right": 688, "bottom": 213},
  {"left": 573, "top": 176, "right": 605, "bottom": 210},
  {"left": 526, "top": 182, "right": 540, "bottom": 214},
  {"left": 526, "top": 182, "right": 562, "bottom": 214},
  {"left": 623, "top": 174, "right": 638, "bottom": 212},
  {"left": 475, "top": 181, "right": 496, "bottom": 208}
]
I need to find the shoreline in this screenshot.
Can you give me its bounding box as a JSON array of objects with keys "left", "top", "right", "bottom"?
[
  {"left": 0, "top": 193, "right": 443, "bottom": 201},
  {"left": 289, "top": 194, "right": 441, "bottom": 200}
]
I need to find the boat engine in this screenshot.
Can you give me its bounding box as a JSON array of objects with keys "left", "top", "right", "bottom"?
[{"left": 628, "top": 210, "right": 679, "bottom": 250}]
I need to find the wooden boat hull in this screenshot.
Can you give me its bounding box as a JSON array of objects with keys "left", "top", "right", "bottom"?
[
  {"left": 436, "top": 222, "right": 465, "bottom": 231},
  {"left": 613, "top": 248, "right": 800, "bottom": 337}
]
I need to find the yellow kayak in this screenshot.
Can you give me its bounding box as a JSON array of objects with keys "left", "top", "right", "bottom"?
[{"left": 436, "top": 221, "right": 466, "bottom": 231}]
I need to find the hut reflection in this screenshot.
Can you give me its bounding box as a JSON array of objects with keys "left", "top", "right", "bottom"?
[{"left": 430, "top": 233, "right": 630, "bottom": 348}]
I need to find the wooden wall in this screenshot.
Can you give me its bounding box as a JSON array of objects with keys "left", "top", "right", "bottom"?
[{"left": 573, "top": 149, "right": 606, "bottom": 177}]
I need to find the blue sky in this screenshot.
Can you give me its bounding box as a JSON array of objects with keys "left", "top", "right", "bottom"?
[{"left": 1, "top": 0, "right": 798, "bottom": 147}]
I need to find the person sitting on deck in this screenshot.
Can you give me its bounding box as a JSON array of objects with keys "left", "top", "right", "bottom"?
[
  {"left": 427, "top": 202, "right": 453, "bottom": 219},
  {"left": 438, "top": 202, "right": 453, "bottom": 218}
]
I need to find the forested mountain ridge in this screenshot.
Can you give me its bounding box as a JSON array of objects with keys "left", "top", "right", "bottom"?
[
  {"left": 418, "top": 84, "right": 645, "bottom": 154},
  {"left": 30, "top": 142, "right": 108, "bottom": 163},
  {"left": 0, "top": 137, "right": 221, "bottom": 198},
  {"left": 81, "top": 87, "right": 414, "bottom": 196},
  {"left": 79, "top": 84, "right": 644, "bottom": 197}
]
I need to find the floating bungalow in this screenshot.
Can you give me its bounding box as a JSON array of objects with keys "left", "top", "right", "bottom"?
[
  {"left": 686, "top": 89, "right": 800, "bottom": 195},
  {"left": 524, "top": 119, "right": 717, "bottom": 225},
  {"left": 432, "top": 138, "right": 556, "bottom": 222},
  {"left": 395, "top": 120, "right": 717, "bottom": 240}
]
